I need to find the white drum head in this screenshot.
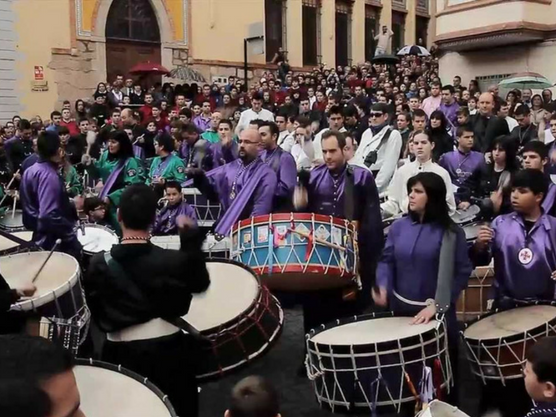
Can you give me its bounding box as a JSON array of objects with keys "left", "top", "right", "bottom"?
[
  {"left": 74, "top": 365, "right": 173, "bottom": 417},
  {"left": 419, "top": 400, "right": 470, "bottom": 417},
  {"left": 0, "top": 231, "right": 33, "bottom": 251},
  {"left": 151, "top": 236, "right": 180, "bottom": 251},
  {"left": 464, "top": 305, "right": 556, "bottom": 340},
  {"left": 1, "top": 252, "right": 80, "bottom": 311},
  {"left": 77, "top": 226, "right": 118, "bottom": 253},
  {"left": 183, "top": 262, "right": 260, "bottom": 331},
  {"left": 311, "top": 317, "right": 438, "bottom": 345}
]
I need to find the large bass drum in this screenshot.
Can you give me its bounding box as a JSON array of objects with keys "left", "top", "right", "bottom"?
[
  {"left": 74, "top": 359, "right": 177, "bottom": 417},
  {"left": 306, "top": 312, "right": 452, "bottom": 413},
  {"left": 184, "top": 260, "right": 284, "bottom": 380},
  {"left": 462, "top": 304, "right": 556, "bottom": 383}
]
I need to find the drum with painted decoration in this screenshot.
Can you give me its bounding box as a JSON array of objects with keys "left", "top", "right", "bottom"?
[
  {"left": 462, "top": 304, "right": 556, "bottom": 383},
  {"left": 456, "top": 265, "right": 494, "bottom": 322},
  {"left": 231, "top": 213, "right": 358, "bottom": 292},
  {"left": 2, "top": 252, "right": 90, "bottom": 354},
  {"left": 74, "top": 359, "right": 177, "bottom": 417},
  {"left": 185, "top": 260, "right": 283, "bottom": 380},
  {"left": 306, "top": 312, "right": 452, "bottom": 413},
  {"left": 182, "top": 187, "right": 222, "bottom": 228}
]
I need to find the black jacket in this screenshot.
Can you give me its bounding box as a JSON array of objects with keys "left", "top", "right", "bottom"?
[
  {"left": 84, "top": 228, "right": 210, "bottom": 333},
  {"left": 470, "top": 113, "right": 510, "bottom": 153}
]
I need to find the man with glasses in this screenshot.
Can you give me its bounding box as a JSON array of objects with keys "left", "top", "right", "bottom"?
[
  {"left": 190, "top": 128, "right": 277, "bottom": 237},
  {"left": 353, "top": 103, "right": 402, "bottom": 194}
]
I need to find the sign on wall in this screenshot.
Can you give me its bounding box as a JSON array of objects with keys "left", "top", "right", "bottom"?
[{"left": 34, "top": 66, "right": 44, "bottom": 81}]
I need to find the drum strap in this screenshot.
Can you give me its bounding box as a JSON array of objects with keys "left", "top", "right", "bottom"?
[
  {"left": 344, "top": 165, "right": 355, "bottom": 222},
  {"left": 103, "top": 252, "right": 208, "bottom": 342},
  {"left": 434, "top": 229, "right": 456, "bottom": 314}
]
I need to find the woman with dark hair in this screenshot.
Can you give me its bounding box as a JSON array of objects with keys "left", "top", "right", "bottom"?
[
  {"left": 75, "top": 99, "right": 87, "bottom": 120},
  {"left": 531, "top": 94, "right": 550, "bottom": 127},
  {"left": 82, "top": 130, "right": 145, "bottom": 233},
  {"left": 374, "top": 171, "right": 472, "bottom": 403},
  {"left": 480, "top": 135, "right": 519, "bottom": 216},
  {"left": 428, "top": 110, "right": 454, "bottom": 160}
]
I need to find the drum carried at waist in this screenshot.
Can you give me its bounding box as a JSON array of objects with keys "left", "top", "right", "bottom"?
[
  {"left": 74, "top": 359, "right": 177, "bottom": 417},
  {"left": 2, "top": 252, "right": 90, "bottom": 354},
  {"left": 462, "top": 303, "right": 556, "bottom": 383},
  {"left": 306, "top": 312, "right": 452, "bottom": 413},
  {"left": 231, "top": 213, "right": 358, "bottom": 292},
  {"left": 183, "top": 260, "right": 283, "bottom": 380}
]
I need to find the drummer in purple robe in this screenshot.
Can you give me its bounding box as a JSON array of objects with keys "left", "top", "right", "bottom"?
[
  {"left": 373, "top": 171, "right": 471, "bottom": 404},
  {"left": 258, "top": 121, "right": 297, "bottom": 212},
  {"left": 473, "top": 169, "right": 556, "bottom": 417},
  {"left": 20, "top": 131, "right": 82, "bottom": 260},
  {"left": 294, "top": 130, "right": 384, "bottom": 333},
  {"left": 439, "top": 125, "right": 486, "bottom": 209},
  {"left": 520, "top": 141, "right": 556, "bottom": 217},
  {"left": 190, "top": 128, "right": 277, "bottom": 238},
  {"left": 153, "top": 181, "right": 197, "bottom": 236}
]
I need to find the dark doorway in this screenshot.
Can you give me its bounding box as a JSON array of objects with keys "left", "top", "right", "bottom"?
[
  {"left": 265, "top": 0, "right": 285, "bottom": 62},
  {"left": 105, "top": 0, "right": 161, "bottom": 84}
]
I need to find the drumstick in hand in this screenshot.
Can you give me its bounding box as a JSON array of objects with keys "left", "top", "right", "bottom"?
[
  {"left": 0, "top": 169, "right": 21, "bottom": 207},
  {"left": 32, "top": 239, "right": 61, "bottom": 284}
]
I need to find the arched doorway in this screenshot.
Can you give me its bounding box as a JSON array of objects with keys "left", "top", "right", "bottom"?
[{"left": 105, "top": 0, "right": 161, "bottom": 84}]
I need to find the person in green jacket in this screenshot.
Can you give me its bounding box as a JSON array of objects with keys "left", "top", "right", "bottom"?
[
  {"left": 200, "top": 111, "right": 222, "bottom": 144},
  {"left": 61, "top": 163, "right": 83, "bottom": 198},
  {"left": 82, "top": 130, "right": 145, "bottom": 234},
  {"left": 147, "top": 132, "right": 186, "bottom": 190}
]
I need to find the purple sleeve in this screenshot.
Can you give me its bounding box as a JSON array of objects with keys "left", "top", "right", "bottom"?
[
  {"left": 181, "top": 202, "right": 198, "bottom": 224},
  {"left": 37, "top": 172, "right": 75, "bottom": 235},
  {"left": 252, "top": 169, "right": 277, "bottom": 216},
  {"left": 276, "top": 152, "right": 297, "bottom": 199},
  {"left": 376, "top": 223, "right": 396, "bottom": 290}
]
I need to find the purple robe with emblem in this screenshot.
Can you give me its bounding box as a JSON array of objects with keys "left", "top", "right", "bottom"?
[
  {"left": 19, "top": 160, "right": 81, "bottom": 259},
  {"left": 152, "top": 200, "right": 197, "bottom": 236},
  {"left": 261, "top": 147, "right": 297, "bottom": 211},
  {"left": 306, "top": 164, "right": 384, "bottom": 293},
  {"left": 439, "top": 149, "right": 485, "bottom": 201},
  {"left": 194, "top": 158, "right": 277, "bottom": 234},
  {"left": 475, "top": 212, "right": 556, "bottom": 303}
]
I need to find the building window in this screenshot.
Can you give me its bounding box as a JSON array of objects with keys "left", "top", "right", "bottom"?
[
  {"left": 265, "top": 0, "right": 286, "bottom": 63},
  {"left": 106, "top": 0, "right": 160, "bottom": 43},
  {"left": 335, "top": 1, "right": 352, "bottom": 67},
  {"left": 302, "top": 0, "right": 321, "bottom": 66},
  {"left": 365, "top": 5, "right": 380, "bottom": 61},
  {"left": 392, "top": 11, "right": 406, "bottom": 52},
  {"left": 476, "top": 74, "right": 512, "bottom": 95},
  {"left": 416, "top": 16, "right": 429, "bottom": 47}
]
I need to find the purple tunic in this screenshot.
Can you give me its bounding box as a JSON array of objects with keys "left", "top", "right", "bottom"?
[
  {"left": 439, "top": 150, "right": 485, "bottom": 201},
  {"left": 439, "top": 101, "right": 460, "bottom": 127},
  {"left": 307, "top": 164, "right": 384, "bottom": 291},
  {"left": 19, "top": 160, "right": 81, "bottom": 258},
  {"left": 153, "top": 201, "right": 197, "bottom": 236},
  {"left": 475, "top": 213, "right": 556, "bottom": 302},
  {"left": 377, "top": 217, "right": 471, "bottom": 310},
  {"left": 261, "top": 147, "right": 297, "bottom": 211},
  {"left": 194, "top": 158, "right": 277, "bottom": 235},
  {"left": 542, "top": 182, "right": 556, "bottom": 216}
]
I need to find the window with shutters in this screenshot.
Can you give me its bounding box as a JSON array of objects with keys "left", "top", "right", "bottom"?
[
  {"left": 106, "top": 0, "right": 160, "bottom": 43},
  {"left": 302, "top": 0, "right": 321, "bottom": 66}
]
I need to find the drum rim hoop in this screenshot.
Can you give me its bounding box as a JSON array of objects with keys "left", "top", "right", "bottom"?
[
  {"left": 77, "top": 223, "right": 118, "bottom": 237},
  {"left": 462, "top": 302, "right": 556, "bottom": 342},
  {"left": 150, "top": 235, "right": 231, "bottom": 251},
  {"left": 306, "top": 311, "right": 443, "bottom": 347},
  {"left": 185, "top": 258, "right": 262, "bottom": 335},
  {"left": 74, "top": 358, "right": 178, "bottom": 417},
  {"left": 6, "top": 252, "right": 80, "bottom": 311},
  {"left": 232, "top": 213, "right": 354, "bottom": 233}
]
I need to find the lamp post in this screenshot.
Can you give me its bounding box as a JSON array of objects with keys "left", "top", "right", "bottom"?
[{"left": 244, "top": 35, "right": 264, "bottom": 90}]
